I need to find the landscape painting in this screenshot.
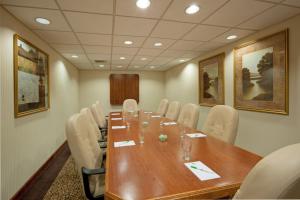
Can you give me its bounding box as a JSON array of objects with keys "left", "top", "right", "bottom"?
[
  {"left": 234, "top": 30, "right": 288, "bottom": 114},
  {"left": 199, "top": 53, "right": 225, "bottom": 106},
  {"left": 14, "top": 34, "right": 50, "bottom": 118}
]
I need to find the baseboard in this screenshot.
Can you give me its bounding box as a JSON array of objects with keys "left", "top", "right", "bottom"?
[{"left": 10, "top": 141, "right": 68, "bottom": 200}]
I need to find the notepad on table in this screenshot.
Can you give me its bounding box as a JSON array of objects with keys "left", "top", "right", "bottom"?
[
  {"left": 144, "top": 111, "right": 153, "bottom": 114},
  {"left": 185, "top": 161, "right": 220, "bottom": 181},
  {"left": 114, "top": 140, "right": 136, "bottom": 148},
  {"left": 151, "top": 115, "right": 161, "bottom": 118},
  {"left": 163, "top": 121, "right": 177, "bottom": 126},
  {"left": 111, "top": 125, "right": 126, "bottom": 129},
  {"left": 111, "top": 113, "right": 121, "bottom": 116},
  {"left": 186, "top": 133, "right": 207, "bottom": 138},
  {"left": 111, "top": 118, "right": 123, "bottom": 121}
]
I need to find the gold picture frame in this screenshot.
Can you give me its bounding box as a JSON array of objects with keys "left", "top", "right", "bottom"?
[
  {"left": 234, "top": 29, "right": 289, "bottom": 115},
  {"left": 199, "top": 53, "right": 225, "bottom": 107},
  {"left": 14, "top": 34, "right": 50, "bottom": 118}
]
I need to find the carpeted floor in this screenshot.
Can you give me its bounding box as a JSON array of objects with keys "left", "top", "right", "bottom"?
[{"left": 43, "top": 157, "right": 86, "bottom": 200}]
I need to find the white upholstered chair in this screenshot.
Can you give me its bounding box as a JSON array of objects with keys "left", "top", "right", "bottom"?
[
  {"left": 165, "top": 101, "right": 180, "bottom": 121},
  {"left": 233, "top": 143, "right": 300, "bottom": 199},
  {"left": 122, "top": 99, "right": 138, "bottom": 113},
  {"left": 91, "top": 101, "right": 107, "bottom": 129},
  {"left": 156, "top": 98, "right": 169, "bottom": 116},
  {"left": 177, "top": 103, "right": 199, "bottom": 129},
  {"left": 202, "top": 105, "right": 239, "bottom": 144},
  {"left": 66, "top": 113, "right": 105, "bottom": 200}
]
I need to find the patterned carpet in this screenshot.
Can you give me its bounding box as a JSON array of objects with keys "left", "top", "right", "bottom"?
[{"left": 43, "top": 157, "right": 86, "bottom": 200}]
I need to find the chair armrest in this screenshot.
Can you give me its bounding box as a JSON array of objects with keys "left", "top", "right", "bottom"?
[{"left": 82, "top": 167, "right": 105, "bottom": 200}]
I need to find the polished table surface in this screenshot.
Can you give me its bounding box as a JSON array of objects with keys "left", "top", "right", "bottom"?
[{"left": 105, "top": 112, "right": 261, "bottom": 200}]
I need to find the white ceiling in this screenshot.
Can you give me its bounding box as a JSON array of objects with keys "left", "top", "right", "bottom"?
[{"left": 1, "top": 0, "right": 300, "bottom": 71}]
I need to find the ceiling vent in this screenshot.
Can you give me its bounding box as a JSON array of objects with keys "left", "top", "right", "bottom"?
[{"left": 94, "top": 60, "right": 107, "bottom": 63}]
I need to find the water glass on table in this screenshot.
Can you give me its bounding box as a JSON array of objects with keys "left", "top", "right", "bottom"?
[
  {"left": 139, "top": 121, "right": 149, "bottom": 144},
  {"left": 182, "top": 135, "right": 192, "bottom": 161}
]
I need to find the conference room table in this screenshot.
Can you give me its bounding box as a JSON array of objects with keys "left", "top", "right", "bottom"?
[{"left": 105, "top": 111, "right": 261, "bottom": 200}]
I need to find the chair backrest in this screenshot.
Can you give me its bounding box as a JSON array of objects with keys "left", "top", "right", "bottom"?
[
  {"left": 177, "top": 103, "right": 199, "bottom": 129},
  {"left": 80, "top": 107, "right": 102, "bottom": 140},
  {"left": 123, "top": 99, "right": 138, "bottom": 112},
  {"left": 233, "top": 143, "right": 300, "bottom": 199},
  {"left": 202, "top": 105, "right": 239, "bottom": 144},
  {"left": 165, "top": 101, "right": 180, "bottom": 121},
  {"left": 156, "top": 98, "right": 169, "bottom": 116},
  {"left": 91, "top": 101, "right": 106, "bottom": 128},
  {"left": 65, "top": 113, "right": 103, "bottom": 195}
]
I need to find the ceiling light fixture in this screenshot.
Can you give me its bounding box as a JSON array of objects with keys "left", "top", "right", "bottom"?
[
  {"left": 136, "top": 0, "right": 151, "bottom": 9},
  {"left": 154, "top": 42, "right": 162, "bottom": 47},
  {"left": 117, "top": 65, "right": 123, "bottom": 68},
  {"left": 120, "top": 57, "right": 126, "bottom": 60},
  {"left": 185, "top": 4, "right": 200, "bottom": 15},
  {"left": 150, "top": 66, "right": 156, "bottom": 69},
  {"left": 124, "top": 40, "right": 133, "bottom": 45},
  {"left": 179, "top": 59, "right": 186, "bottom": 62},
  {"left": 71, "top": 55, "right": 78, "bottom": 58},
  {"left": 35, "top": 17, "right": 51, "bottom": 25},
  {"left": 226, "top": 35, "right": 238, "bottom": 40},
  {"left": 99, "top": 64, "right": 104, "bottom": 68},
  {"left": 141, "top": 57, "right": 147, "bottom": 61}
]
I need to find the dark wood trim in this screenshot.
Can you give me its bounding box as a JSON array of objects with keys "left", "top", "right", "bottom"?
[{"left": 10, "top": 141, "right": 68, "bottom": 200}]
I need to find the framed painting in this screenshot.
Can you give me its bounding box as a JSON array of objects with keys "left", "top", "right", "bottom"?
[
  {"left": 234, "top": 29, "right": 289, "bottom": 115},
  {"left": 14, "top": 34, "right": 50, "bottom": 118},
  {"left": 199, "top": 53, "right": 225, "bottom": 106}
]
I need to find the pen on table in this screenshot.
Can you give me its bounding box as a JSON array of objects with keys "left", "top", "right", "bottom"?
[{"left": 190, "top": 165, "right": 214, "bottom": 174}]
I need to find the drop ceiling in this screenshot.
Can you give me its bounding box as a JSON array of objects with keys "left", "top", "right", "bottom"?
[{"left": 1, "top": 0, "right": 300, "bottom": 71}]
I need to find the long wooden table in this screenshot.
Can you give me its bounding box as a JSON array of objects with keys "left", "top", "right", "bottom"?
[{"left": 105, "top": 112, "right": 261, "bottom": 200}]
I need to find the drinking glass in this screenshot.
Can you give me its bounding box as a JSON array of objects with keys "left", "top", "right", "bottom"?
[
  {"left": 182, "top": 136, "right": 192, "bottom": 161},
  {"left": 139, "top": 121, "right": 149, "bottom": 144}
]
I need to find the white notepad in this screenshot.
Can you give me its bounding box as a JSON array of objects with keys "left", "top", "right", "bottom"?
[
  {"left": 151, "top": 115, "right": 161, "bottom": 118},
  {"left": 111, "top": 113, "right": 121, "bottom": 116},
  {"left": 186, "top": 133, "right": 207, "bottom": 138},
  {"left": 143, "top": 111, "right": 153, "bottom": 114},
  {"left": 111, "top": 125, "right": 126, "bottom": 129},
  {"left": 163, "top": 121, "right": 177, "bottom": 126},
  {"left": 114, "top": 140, "right": 136, "bottom": 148},
  {"left": 185, "top": 161, "right": 220, "bottom": 181},
  {"left": 111, "top": 118, "right": 123, "bottom": 121}
]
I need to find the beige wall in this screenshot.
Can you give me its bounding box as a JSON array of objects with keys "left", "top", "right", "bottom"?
[
  {"left": 0, "top": 7, "right": 80, "bottom": 200},
  {"left": 165, "top": 14, "right": 300, "bottom": 156},
  {"left": 79, "top": 70, "right": 165, "bottom": 114}
]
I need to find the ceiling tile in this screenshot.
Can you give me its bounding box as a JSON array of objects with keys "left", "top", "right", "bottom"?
[
  {"left": 113, "top": 35, "right": 146, "bottom": 48},
  {"left": 35, "top": 30, "right": 78, "bottom": 44},
  {"left": 163, "top": 0, "right": 227, "bottom": 23},
  {"left": 151, "top": 20, "right": 195, "bottom": 39},
  {"left": 77, "top": 33, "right": 112, "bottom": 46},
  {"left": 137, "top": 48, "right": 164, "bottom": 56},
  {"left": 212, "top": 28, "right": 255, "bottom": 43},
  {"left": 111, "top": 64, "right": 127, "bottom": 70},
  {"left": 4, "top": 6, "right": 71, "bottom": 31},
  {"left": 51, "top": 44, "right": 84, "bottom": 54},
  {"left": 183, "top": 25, "right": 229, "bottom": 41},
  {"left": 75, "top": 63, "right": 95, "bottom": 70},
  {"left": 180, "top": 51, "right": 203, "bottom": 59},
  {"left": 239, "top": 5, "right": 300, "bottom": 30},
  {"left": 142, "top": 38, "right": 176, "bottom": 49},
  {"left": 160, "top": 50, "right": 185, "bottom": 57},
  {"left": 283, "top": 0, "right": 300, "bottom": 7},
  {"left": 131, "top": 56, "right": 154, "bottom": 65},
  {"left": 114, "top": 16, "right": 157, "bottom": 36},
  {"left": 57, "top": 0, "right": 113, "bottom": 14},
  {"left": 116, "top": 0, "right": 171, "bottom": 18},
  {"left": 128, "top": 65, "right": 145, "bottom": 70},
  {"left": 83, "top": 45, "right": 111, "bottom": 54},
  {"left": 112, "top": 47, "right": 139, "bottom": 55},
  {"left": 203, "top": 0, "right": 274, "bottom": 27},
  {"left": 193, "top": 41, "right": 225, "bottom": 51},
  {"left": 2, "top": 0, "right": 58, "bottom": 8},
  {"left": 169, "top": 40, "right": 204, "bottom": 50},
  {"left": 148, "top": 57, "right": 174, "bottom": 65},
  {"left": 94, "top": 65, "right": 110, "bottom": 70},
  {"left": 64, "top": 11, "right": 113, "bottom": 34}
]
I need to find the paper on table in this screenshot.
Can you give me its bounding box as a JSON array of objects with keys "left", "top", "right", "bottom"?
[
  {"left": 151, "top": 115, "right": 161, "bottom": 118},
  {"left": 163, "top": 121, "right": 177, "bottom": 126},
  {"left": 144, "top": 111, "right": 153, "bottom": 114},
  {"left": 112, "top": 125, "right": 127, "bottom": 129},
  {"left": 186, "top": 133, "right": 207, "bottom": 138},
  {"left": 114, "top": 140, "right": 136, "bottom": 147},
  {"left": 111, "top": 118, "right": 123, "bottom": 121},
  {"left": 185, "top": 161, "right": 220, "bottom": 181},
  {"left": 111, "top": 113, "right": 121, "bottom": 116}
]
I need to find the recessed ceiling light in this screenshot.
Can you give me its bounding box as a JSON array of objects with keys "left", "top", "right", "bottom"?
[
  {"left": 179, "top": 59, "right": 186, "bottom": 62},
  {"left": 99, "top": 64, "right": 104, "bottom": 68},
  {"left": 71, "top": 55, "right": 78, "bottom": 58},
  {"left": 124, "top": 40, "right": 133, "bottom": 45},
  {"left": 35, "top": 17, "right": 51, "bottom": 25},
  {"left": 226, "top": 35, "right": 238, "bottom": 40},
  {"left": 136, "top": 0, "right": 151, "bottom": 9},
  {"left": 150, "top": 66, "right": 156, "bottom": 69},
  {"left": 141, "top": 57, "right": 147, "bottom": 61},
  {"left": 120, "top": 57, "right": 126, "bottom": 60},
  {"left": 117, "top": 65, "right": 123, "bottom": 68},
  {"left": 185, "top": 4, "right": 200, "bottom": 15},
  {"left": 154, "top": 42, "right": 162, "bottom": 47}
]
